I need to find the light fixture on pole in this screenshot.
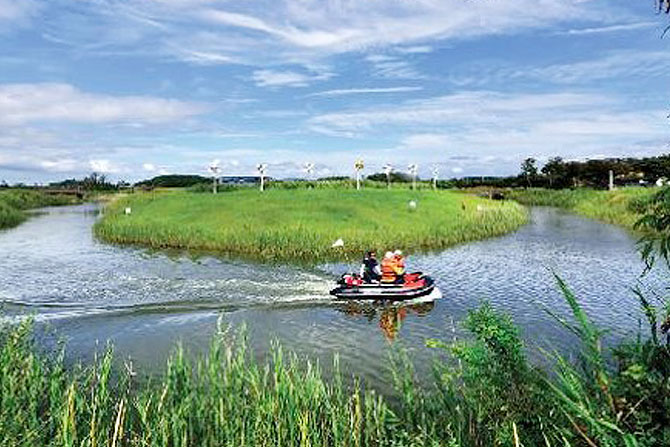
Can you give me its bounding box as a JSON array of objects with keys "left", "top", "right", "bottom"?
[
  {"left": 208, "top": 160, "right": 221, "bottom": 194},
  {"left": 382, "top": 164, "right": 393, "bottom": 190},
  {"left": 304, "top": 162, "right": 315, "bottom": 181},
  {"left": 408, "top": 163, "right": 418, "bottom": 190},
  {"left": 432, "top": 166, "right": 439, "bottom": 191},
  {"left": 354, "top": 158, "right": 364, "bottom": 190},
  {"left": 257, "top": 163, "right": 267, "bottom": 192}
]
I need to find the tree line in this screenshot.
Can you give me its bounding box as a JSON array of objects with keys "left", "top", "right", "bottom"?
[{"left": 438, "top": 154, "right": 670, "bottom": 190}]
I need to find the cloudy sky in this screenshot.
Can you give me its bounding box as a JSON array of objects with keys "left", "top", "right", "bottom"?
[{"left": 0, "top": 0, "right": 669, "bottom": 183}]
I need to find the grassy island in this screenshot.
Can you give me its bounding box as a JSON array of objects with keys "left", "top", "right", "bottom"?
[{"left": 94, "top": 188, "right": 527, "bottom": 262}]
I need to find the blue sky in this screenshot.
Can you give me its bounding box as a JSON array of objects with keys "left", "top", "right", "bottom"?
[{"left": 0, "top": 0, "right": 669, "bottom": 183}]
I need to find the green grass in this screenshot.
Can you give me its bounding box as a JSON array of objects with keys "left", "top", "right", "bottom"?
[
  {"left": 507, "top": 187, "right": 655, "bottom": 230},
  {"left": 95, "top": 189, "right": 528, "bottom": 263},
  {"left": 0, "top": 189, "right": 81, "bottom": 230}
]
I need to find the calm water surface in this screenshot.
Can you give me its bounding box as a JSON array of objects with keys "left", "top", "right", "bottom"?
[{"left": 0, "top": 204, "right": 664, "bottom": 386}]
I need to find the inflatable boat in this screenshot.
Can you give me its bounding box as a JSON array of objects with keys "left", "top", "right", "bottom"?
[{"left": 329, "top": 272, "right": 437, "bottom": 301}]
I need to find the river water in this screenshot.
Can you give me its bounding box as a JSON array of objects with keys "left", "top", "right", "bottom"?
[{"left": 0, "top": 204, "right": 665, "bottom": 385}]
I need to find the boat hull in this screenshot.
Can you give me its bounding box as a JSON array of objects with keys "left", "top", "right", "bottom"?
[{"left": 329, "top": 275, "right": 437, "bottom": 301}]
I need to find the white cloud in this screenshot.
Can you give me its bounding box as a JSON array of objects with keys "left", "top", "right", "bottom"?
[
  {"left": 142, "top": 163, "right": 156, "bottom": 172},
  {"left": 307, "top": 90, "right": 669, "bottom": 162},
  {"left": 366, "top": 54, "right": 425, "bottom": 80},
  {"left": 89, "top": 159, "right": 121, "bottom": 174},
  {"left": 396, "top": 46, "right": 433, "bottom": 54},
  {"left": 307, "top": 86, "right": 422, "bottom": 97},
  {"left": 522, "top": 51, "right": 670, "bottom": 84},
  {"left": 0, "top": 83, "right": 207, "bottom": 126},
  {"left": 448, "top": 51, "right": 670, "bottom": 87},
  {"left": 562, "top": 22, "right": 657, "bottom": 35},
  {"left": 0, "top": 0, "right": 40, "bottom": 24},
  {"left": 252, "top": 69, "right": 333, "bottom": 87},
  {"left": 309, "top": 91, "right": 609, "bottom": 136},
  {"left": 36, "top": 0, "right": 596, "bottom": 66}
]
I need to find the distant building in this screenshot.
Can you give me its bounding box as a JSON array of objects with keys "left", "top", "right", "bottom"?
[{"left": 218, "top": 176, "right": 271, "bottom": 185}]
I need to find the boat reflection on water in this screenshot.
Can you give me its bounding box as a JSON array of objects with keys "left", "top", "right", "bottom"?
[{"left": 335, "top": 295, "right": 438, "bottom": 341}]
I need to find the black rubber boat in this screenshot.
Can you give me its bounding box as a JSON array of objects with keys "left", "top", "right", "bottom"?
[{"left": 329, "top": 272, "right": 437, "bottom": 301}]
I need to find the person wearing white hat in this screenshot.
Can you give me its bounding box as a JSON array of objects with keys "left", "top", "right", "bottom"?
[
  {"left": 381, "top": 251, "right": 397, "bottom": 283},
  {"left": 393, "top": 250, "right": 406, "bottom": 280}
]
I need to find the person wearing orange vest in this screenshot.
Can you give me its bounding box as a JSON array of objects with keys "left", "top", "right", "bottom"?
[
  {"left": 394, "top": 250, "right": 406, "bottom": 277},
  {"left": 381, "top": 251, "right": 405, "bottom": 283},
  {"left": 380, "top": 251, "right": 397, "bottom": 283}
]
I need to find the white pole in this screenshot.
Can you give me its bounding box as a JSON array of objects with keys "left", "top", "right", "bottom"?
[
  {"left": 608, "top": 170, "right": 614, "bottom": 191},
  {"left": 257, "top": 164, "right": 267, "bottom": 192},
  {"left": 354, "top": 159, "right": 364, "bottom": 191},
  {"left": 213, "top": 176, "right": 217, "bottom": 194}
]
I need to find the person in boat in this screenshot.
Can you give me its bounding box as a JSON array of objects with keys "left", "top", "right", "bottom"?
[
  {"left": 381, "top": 251, "right": 405, "bottom": 284},
  {"left": 394, "top": 250, "right": 406, "bottom": 277},
  {"left": 360, "top": 250, "right": 381, "bottom": 283}
]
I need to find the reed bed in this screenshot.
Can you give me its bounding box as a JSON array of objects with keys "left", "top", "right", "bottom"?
[
  {"left": 0, "top": 189, "right": 80, "bottom": 230},
  {"left": 95, "top": 189, "right": 527, "bottom": 263},
  {"left": 508, "top": 187, "right": 655, "bottom": 230}
]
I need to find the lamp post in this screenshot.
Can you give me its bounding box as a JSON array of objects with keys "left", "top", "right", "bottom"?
[
  {"left": 382, "top": 163, "right": 393, "bottom": 190},
  {"left": 408, "top": 164, "right": 418, "bottom": 190},
  {"left": 354, "top": 158, "right": 364, "bottom": 190},
  {"left": 208, "top": 160, "right": 221, "bottom": 194},
  {"left": 432, "top": 166, "right": 439, "bottom": 191},
  {"left": 257, "top": 163, "right": 267, "bottom": 192},
  {"left": 304, "top": 162, "right": 315, "bottom": 181}
]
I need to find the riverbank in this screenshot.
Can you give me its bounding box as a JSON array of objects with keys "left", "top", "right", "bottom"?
[
  {"left": 0, "top": 189, "right": 81, "bottom": 230},
  {"left": 94, "top": 189, "right": 528, "bottom": 263},
  {"left": 507, "top": 187, "right": 654, "bottom": 230},
  {"left": 2, "top": 280, "right": 667, "bottom": 446}
]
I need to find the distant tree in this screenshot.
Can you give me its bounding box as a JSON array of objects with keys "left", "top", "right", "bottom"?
[
  {"left": 520, "top": 158, "right": 538, "bottom": 187},
  {"left": 317, "top": 176, "right": 350, "bottom": 181},
  {"left": 366, "top": 171, "right": 413, "bottom": 183},
  {"left": 135, "top": 175, "right": 208, "bottom": 188},
  {"left": 541, "top": 157, "right": 567, "bottom": 189}
]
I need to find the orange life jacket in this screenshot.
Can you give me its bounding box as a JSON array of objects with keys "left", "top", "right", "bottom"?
[
  {"left": 381, "top": 258, "right": 398, "bottom": 282},
  {"left": 394, "top": 256, "right": 406, "bottom": 275}
]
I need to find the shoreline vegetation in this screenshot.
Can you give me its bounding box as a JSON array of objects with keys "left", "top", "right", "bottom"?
[
  {"left": 2, "top": 278, "right": 669, "bottom": 446},
  {"left": 94, "top": 188, "right": 528, "bottom": 263},
  {"left": 0, "top": 189, "right": 81, "bottom": 230},
  {"left": 507, "top": 187, "right": 656, "bottom": 231}
]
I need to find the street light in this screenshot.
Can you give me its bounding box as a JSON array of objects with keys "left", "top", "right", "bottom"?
[
  {"left": 408, "top": 163, "right": 418, "bottom": 190},
  {"left": 257, "top": 163, "right": 267, "bottom": 192},
  {"left": 354, "top": 158, "right": 364, "bottom": 190},
  {"left": 208, "top": 160, "right": 221, "bottom": 194},
  {"left": 304, "top": 162, "right": 315, "bottom": 181},
  {"left": 382, "top": 163, "right": 393, "bottom": 190}
]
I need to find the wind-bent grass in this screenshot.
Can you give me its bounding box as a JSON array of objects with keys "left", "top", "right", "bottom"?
[
  {"left": 0, "top": 189, "right": 80, "bottom": 230},
  {"left": 95, "top": 189, "right": 528, "bottom": 263},
  {"left": 508, "top": 187, "right": 655, "bottom": 230}
]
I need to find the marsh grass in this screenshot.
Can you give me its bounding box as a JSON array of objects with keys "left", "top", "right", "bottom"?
[
  {"left": 507, "top": 187, "right": 654, "bottom": 230},
  {"left": 0, "top": 189, "right": 80, "bottom": 230},
  {"left": 95, "top": 189, "right": 527, "bottom": 263}
]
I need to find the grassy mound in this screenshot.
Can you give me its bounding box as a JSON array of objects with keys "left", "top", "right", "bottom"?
[{"left": 95, "top": 189, "right": 528, "bottom": 263}]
